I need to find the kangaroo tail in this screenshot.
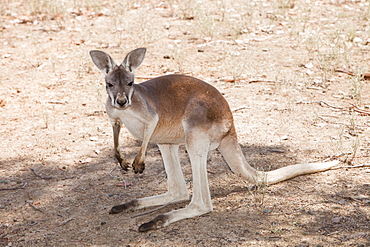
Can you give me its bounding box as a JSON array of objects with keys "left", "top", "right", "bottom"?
[{"left": 218, "top": 130, "right": 339, "bottom": 185}]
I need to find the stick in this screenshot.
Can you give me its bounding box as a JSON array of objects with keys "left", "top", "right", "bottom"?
[
  {"left": 297, "top": 100, "right": 370, "bottom": 115},
  {"left": 232, "top": 106, "right": 248, "bottom": 112},
  {"left": 60, "top": 219, "right": 74, "bottom": 226},
  {"left": 335, "top": 68, "right": 370, "bottom": 80},
  {"left": 29, "top": 219, "right": 49, "bottom": 226},
  {"left": 0, "top": 182, "right": 27, "bottom": 191},
  {"left": 296, "top": 100, "right": 345, "bottom": 109},
  {"left": 330, "top": 163, "right": 370, "bottom": 170},
  {"left": 327, "top": 230, "right": 343, "bottom": 236},
  {"left": 30, "top": 168, "right": 53, "bottom": 179},
  {"left": 248, "top": 80, "right": 276, "bottom": 84},
  {"left": 27, "top": 201, "right": 44, "bottom": 213},
  {"left": 47, "top": 101, "right": 65, "bottom": 104},
  {"left": 221, "top": 78, "right": 276, "bottom": 83},
  {"left": 350, "top": 104, "right": 370, "bottom": 115},
  {"left": 334, "top": 68, "right": 354, "bottom": 76}
]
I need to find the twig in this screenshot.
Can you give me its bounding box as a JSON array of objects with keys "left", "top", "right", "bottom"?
[
  {"left": 296, "top": 100, "right": 345, "bottom": 109},
  {"left": 47, "top": 101, "right": 65, "bottom": 104},
  {"left": 30, "top": 219, "right": 49, "bottom": 226},
  {"left": 330, "top": 163, "right": 370, "bottom": 170},
  {"left": 109, "top": 166, "right": 127, "bottom": 189},
  {"left": 334, "top": 68, "right": 354, "bottom": 76},
  {"left": 248, "top": 80, "right": 276, "bottom": 84},
  {"left": 350, "top": 104, "right": 370, "bottom": 115},
  {"left": 297, "top": 100, "right": 370, "bottom": 115},
  {"left": 335, "top": 68, "right": 370, "bottom": 80},
  {"left": 60, "top": 219, "right": 74, "bottom": 226},
  {"left": 27, "top": 201, "right": 44, "bottom": 213},
  {"left": 0, "top": 182, "right": 27, "bottom": 191},
  {"left": 132, "top": 199, "right": 190, "bottom": 218},
  {"left": 30, "top": 168, "right": 53, "bottom": 179},
  {"left": 318, "top": 101, "right": 346, "bottom": 109},
  {"left": 327, "top": 230, "right": 343, "bottom": 236},
  {"left": 221, "top": 78, "right": 276, "bottom": 83},
  {"left": 232, "top": 106, "right": 248, "bottom": 112}
]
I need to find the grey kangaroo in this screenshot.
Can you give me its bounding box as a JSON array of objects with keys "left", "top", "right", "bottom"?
[{"left": 89, "top": 48, "right": 339, "bottom": 232}]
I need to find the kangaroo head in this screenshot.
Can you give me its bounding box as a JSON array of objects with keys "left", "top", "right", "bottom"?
[{"left": 89, "top": 48, "right": 146, "bottom": 108}]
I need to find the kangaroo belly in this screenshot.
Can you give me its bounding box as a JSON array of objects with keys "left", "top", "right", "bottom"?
[
  {"left": 151, "top": 123, "right": 185, "bottom": 144},
  {"left": 123, "top": 118, "right": 185, "bottom": 144}
]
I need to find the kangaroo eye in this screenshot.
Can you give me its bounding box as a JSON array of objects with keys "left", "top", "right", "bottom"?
[
  {"left": 107, "top": 83, "right": 114, "bottom": 88},
  {"left": 127, "top": 81, "right": 134, "bottom": 86}
]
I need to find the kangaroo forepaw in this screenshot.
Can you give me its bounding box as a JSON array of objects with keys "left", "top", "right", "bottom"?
[
  {"left": 132, "top": 158, "right": 145, "bottom": 174},
  {"left": 109, "top": 200, "right": 139, "bottom": 214},
  {"left": 119, "top": 161, "right": 130, "bottom": 171},
  {"left": 138, "top": 215, "right": 169, "bottom": 232},
  {"left": 115, "top": 153, "right": 129, "bottom": 171}
]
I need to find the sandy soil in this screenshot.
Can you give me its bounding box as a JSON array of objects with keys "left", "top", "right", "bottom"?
[{"left": 0, "top": 0, "right": 369, "bottom": 246}]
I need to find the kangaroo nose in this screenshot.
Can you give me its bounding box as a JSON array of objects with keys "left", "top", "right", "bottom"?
[{"left": 116, "top": 98, "right": 127, "bottom": 106}]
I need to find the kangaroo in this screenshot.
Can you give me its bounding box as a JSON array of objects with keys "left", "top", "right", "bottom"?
[{"left": 89, "top": 48, "right": 339, "bottom": 232}]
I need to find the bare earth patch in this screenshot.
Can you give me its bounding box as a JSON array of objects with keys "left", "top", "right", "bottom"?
[{"left": 0, "top": 0, "right": 369, "bottom": 246}]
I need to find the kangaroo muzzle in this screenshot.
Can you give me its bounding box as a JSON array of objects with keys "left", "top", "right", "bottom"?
[{"left": 116, "top": 93, "right": 128, "bottom": 107}]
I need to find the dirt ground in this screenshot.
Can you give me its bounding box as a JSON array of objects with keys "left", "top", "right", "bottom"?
[{"left": 0, "top": 0, "right": 369, "bottom": 246}]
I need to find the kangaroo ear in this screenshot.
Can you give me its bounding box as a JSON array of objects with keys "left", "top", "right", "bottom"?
[
  {"left": 122, "top": 48, "right": 146, "bottom": 73},
  {"left": 89, "top": 50, "right": 117, "bottom": 75}
]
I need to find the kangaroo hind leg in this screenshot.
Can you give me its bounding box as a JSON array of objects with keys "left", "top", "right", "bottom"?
[
  {"left": 138, "top": 129, "right": 212, "bottom": 232},
  {"left": 109, "top": 144, "right": 189, "bottom": 214},
  {"left": 218, "top": 130, "right": 261, "bottom": 184}
]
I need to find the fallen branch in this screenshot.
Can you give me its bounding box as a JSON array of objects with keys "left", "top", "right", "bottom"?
[
  {"left": 30, "top": 168, "right": 53, "bottom": 179},
  {"left": 0, "top": 182, "right": 27, "bottom": 191}
]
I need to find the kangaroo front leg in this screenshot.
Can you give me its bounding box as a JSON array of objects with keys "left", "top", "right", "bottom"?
[
  {"left": 110, "top": 144, "right": 189, "bottom": 214},
  {"left": 112, "top": 120, "right": 128, "bottom": 170},
  {"left": 132, "top": 114, "right": 158, "bottom": 174}
]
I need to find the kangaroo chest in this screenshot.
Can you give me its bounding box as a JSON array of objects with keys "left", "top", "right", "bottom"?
[{"left": 107, "top": 106, "right": 147, "bottom": 140}]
